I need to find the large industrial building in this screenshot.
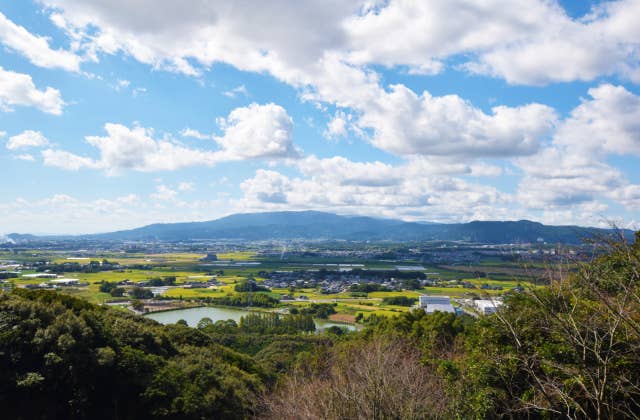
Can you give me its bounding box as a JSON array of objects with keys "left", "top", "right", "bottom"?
[{"left": 418, "top": 295, "right": 455, "bottom": 314}]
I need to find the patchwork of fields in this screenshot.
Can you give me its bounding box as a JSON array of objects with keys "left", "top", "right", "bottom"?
[{"left": 2, "top": 248, "right": 545, "bottom": 320}]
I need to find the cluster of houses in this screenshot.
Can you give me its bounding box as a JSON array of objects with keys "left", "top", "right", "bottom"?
[
  {"left": 23, "top": 277, "right": 89, "bottom": 289},
  {"left": 179, "top": 277, "right": 221, "bottom": 289},
  {"left": 261, "top": 269, "right": 433, "bottom": 294}
]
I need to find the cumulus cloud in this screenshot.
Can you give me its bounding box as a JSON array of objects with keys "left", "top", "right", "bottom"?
[
  {"left": 238, "top": 166, "right": 509, "bottom": 223},
  {"left": 43, "top": 103, "right": 297, "bottom": 173},
  {"left": 40, "top": 0, "right": 356, "bottom": 78},
  {"left": 555, "top": 84, "right": 640, "bottom": 156},
  {"left": 213, "top": 102, "right": 298, "bottom": 160},
  {"left": 222, "top": 84, "right": 248, "bottom": 98},
  {"left": 15, "top": 0, "right": 640, "bottom": 226},
  {"left": 180, "top": 128, "right": 211, "bottom": 140},
  {"left": 463, "top": 0, "right": 640, "bottom": 84},
  {"left": 234, "top": 153, "right": 513, "bottom": 223},
  {"left": 611, "top": 185, "right": 640, "bottom": 210},
  {"left": 42, "top": 148, "right": 101, "bottom": 170},
  {"left": 0, "top": 11, "right": 81, "bottom": 71},
  {"left": 323, "top": 110, "right": 350, "bottom": 140},
  {"left": 150, "top": 184, "right": 177, "bottom": 201},
  {"left": 0, "top": 66, "right": 65, "bottom": 114},
  {"left": 357, "top": 85, "right": 557, "bottom": 158},
  {"left": 297, "top": 155, "right": 401, "bottom": 187},
  {"left": 34, "top": 0, "right": 601, "bottom": 165},
  {"left": 348, "top": 0, "right": 640, "bottom": 85},
  {"left": 346, "top": 0, "right": 548, "bottom": 72},
  {"left": 517, "top": 148, "right": 623, "bottom": 209},
  {"left": 43, "top": 123, "right": 219, "bottom": 173},
  {"left": 515, "top": 84, "right": 640, "bottom": 215},
  {"left": 298, "top": 57, "right": 558, "bottom": 160},
  {"left": 6, "top": 130, "right": 49, "bottom": 150},
  {"left": 37, "top": 0, "right": 640, "bottom": 87}
]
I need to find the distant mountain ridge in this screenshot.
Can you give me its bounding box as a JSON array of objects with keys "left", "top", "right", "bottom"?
[{"left": 7, "top": 211, "right": 635, "bottom": 244}]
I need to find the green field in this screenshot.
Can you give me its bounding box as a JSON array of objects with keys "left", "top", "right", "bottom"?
[{"left": 5, "top": 249, "right": 540, "bottom": 316}]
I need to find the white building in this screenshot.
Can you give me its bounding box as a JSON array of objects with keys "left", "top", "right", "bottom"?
[
  {"left": 474, "top": 299, "right": 503, "bottom": 315},
  {"left": 49, "top": 278, "right": 79, "bottom": 286},
  {"left": 22, "top": 273, "right": 58, "bottom": 279},
  {"left": 418, "top": 295, "right": 455, "bottom": 314}
]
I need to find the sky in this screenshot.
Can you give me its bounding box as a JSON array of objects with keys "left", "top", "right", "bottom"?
[{"left": 0, "top": 0, "right": 639, "bottom": 234}]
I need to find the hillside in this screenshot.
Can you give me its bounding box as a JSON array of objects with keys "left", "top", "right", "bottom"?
[{"left": 8, "top": 211, "right": 633, "bottom": 244}]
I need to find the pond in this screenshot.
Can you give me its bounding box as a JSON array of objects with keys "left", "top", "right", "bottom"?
[{"left": 145, "top": 306, "right": 357, "bottom": 331}]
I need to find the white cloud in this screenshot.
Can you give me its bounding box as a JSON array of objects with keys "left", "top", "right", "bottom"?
[
  {"left": 555, "top": 84, "right": 640, "bottom": 156},
  {"left": 150, "top": 184, "right": 177, "bottom": 201},
  {"left": 0, "top": 11, "right": 81, "bottom": 71},
  {"left": 323, "top": 110, "right": 350, "bottom": 140},
  {"left": 214, "top": 102, "right": 298, "bottom": 160},
  {"left": 469, "top": 163, "right": 503, "bottom": 177},
  {"left": 222, "top": 84, "right": 248, "bottom": 98},
  {"left": 238, "top": 166, "right": 509, "bottom": 223},
  {"left": 178, "top": 182, "right": 194, "bottom": 192},
  {"left": 132, "top": 87, "right": 147, "bottom": 97},
  {"left": 180, "top": 127, "right": 211, "bottom": 140},
  {"left": 348, "top": 0, "right": 640, "bottom": 85},
  {"left": 0, "top": 66, "right": 65, "bottom": 114},
  {"left": 297, "top": 155, "right": 401, "bottom": 187},
  {"left": 294, "top": 55, "right": 558, "bottom": 160},
  {"left": 113, "top": 79, "right": 130, "bottom": 91},
  {"left": 6, "top": 130, "right": 49, "bottom": 150},
  {"left": 345, "top": 0, "right": 547, "bottom": 72},
  {"left": 0, "top": 193, "right": 232, "bottom": 234},
  {"left": 514, "top": 84, "right": 640, "bottom": 216},
  {"left": 233, "top": 153, "right": 514, "bottom": 222},
  {"left": 38, "top": 0, "right": 640, "bottom": 88},
  {"left": 83, "top": 123, "right": 219, "bottom": 173},
  {"left": 37, "top": 0, "right": 616, "bottom": 167},
  {"left": 9, "top": 1, "right": 638, "bottom": 227},
  {"left": 42, "top": 148, "right": 101, "bottom": 170},
  {"left": 517, "top": 148, "right": 623, "bottom": 209},
  {"left": 463, "top": 0, "right": 640, "bottom": 85},
  {"left": 357, "top": 85, "right": 557, "bottom": 158},
  {"left": 40, "top": 0, "right": 357, "bottom": 78},
  {"left": 43, "top": 103, "right": 297, "bottom": 173},
  {"left": 13, "top": 154, "right": 35, "bottom": 161},
  {"left": 611, "top": 185, "right": 640, "bottom": 210}
]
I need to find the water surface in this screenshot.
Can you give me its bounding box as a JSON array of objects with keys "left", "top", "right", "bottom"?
[{"left": 145, "top": 306, "right": 357, "bottom": 331}]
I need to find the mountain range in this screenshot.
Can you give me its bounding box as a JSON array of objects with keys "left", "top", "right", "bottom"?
[{"left": 7, "top": 211, "right": 634, "bottom": 244}]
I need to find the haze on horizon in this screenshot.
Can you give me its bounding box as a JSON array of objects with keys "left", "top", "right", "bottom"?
[{"left": 1, "top": 0, "right": 639, "bottom": 235}]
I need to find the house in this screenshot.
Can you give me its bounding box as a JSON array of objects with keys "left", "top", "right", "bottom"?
[{"left": 418, "top": 295, "right": 455, "bottom": 314}]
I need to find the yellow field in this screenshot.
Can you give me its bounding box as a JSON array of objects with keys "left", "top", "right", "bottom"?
[
  {"left": 215, "top": 252, "right": 257, "bottom": 261},
  {"left": 9, "top": 247, "right": 537, "bottom": 320}
]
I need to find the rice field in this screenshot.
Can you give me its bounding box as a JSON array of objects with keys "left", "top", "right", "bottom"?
[{"left": 6, "top": 249, "right": 540, "bottom": 318}]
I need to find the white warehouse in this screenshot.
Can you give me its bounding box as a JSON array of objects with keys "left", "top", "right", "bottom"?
[
  {"left": 474, "top": 299, "right": 503, "bottom": 315},
  {"left": 418, "top": 295, "right": 455, "bottom": 314}
]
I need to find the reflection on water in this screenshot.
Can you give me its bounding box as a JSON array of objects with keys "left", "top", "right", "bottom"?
[{"left": 145, "top": 306, "right": 357, "bottom": 331}]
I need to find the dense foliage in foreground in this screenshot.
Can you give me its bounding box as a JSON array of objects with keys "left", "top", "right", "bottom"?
[
  {"left": 266, "top": 233, "right": 640, "bottom": 419},
  {"left": 1, "top": 232, "right": 639, "bottom": 419},
  {"left": 0, "top": 289, "right": 323, "bottom": 419}
]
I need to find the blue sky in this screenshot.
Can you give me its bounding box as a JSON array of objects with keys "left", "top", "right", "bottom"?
[{"left": 0, "top": 0, "right": 639, "bottom": 234}]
